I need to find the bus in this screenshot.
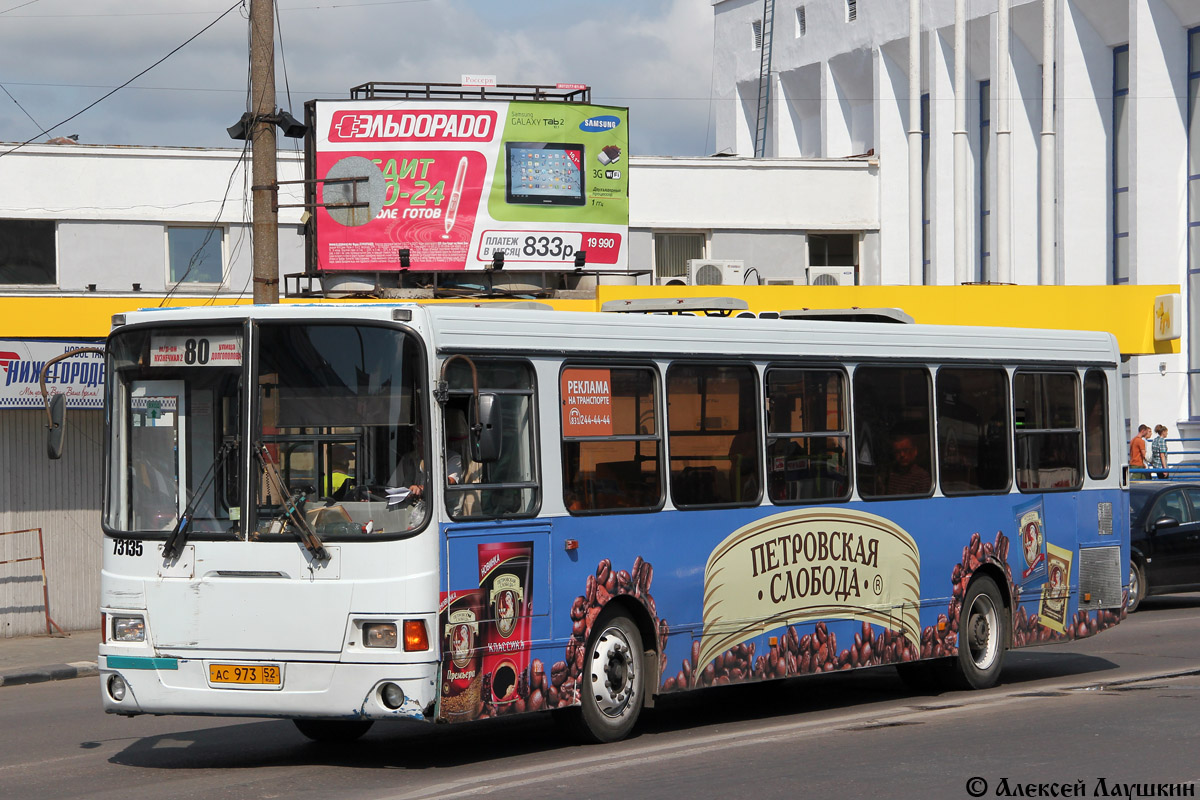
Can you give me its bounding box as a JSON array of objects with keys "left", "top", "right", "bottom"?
[{"left": 88, "top": 302, "right": 1128, "bottom": 743}]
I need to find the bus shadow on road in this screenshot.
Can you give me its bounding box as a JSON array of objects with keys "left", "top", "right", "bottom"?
[{"left": 104, "top": 651, "right": 1119, "bottom": 771}]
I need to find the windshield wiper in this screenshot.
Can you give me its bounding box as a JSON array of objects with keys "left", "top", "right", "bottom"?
[
  {"left": 163, "top": 439, "right": 236, "bottom": 560},
  {"left": 255, "top": 443, "right": 329, "bottom": 561}
]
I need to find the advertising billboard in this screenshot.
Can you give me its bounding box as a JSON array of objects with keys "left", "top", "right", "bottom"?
[{"left": 311, "top": 99, "right": 629, "bottom": 272}]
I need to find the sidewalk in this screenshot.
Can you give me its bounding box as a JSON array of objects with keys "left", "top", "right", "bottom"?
[{"left": 0, "top": 630, "right": 99, "bottom": 687}]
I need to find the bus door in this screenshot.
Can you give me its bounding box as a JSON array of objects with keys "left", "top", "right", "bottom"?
[
  {"left": 444, "top": 525, "right": 551, "bottom": 709},
  {"left": 128, "top": 380, "right": 187, "bottom": 532}
]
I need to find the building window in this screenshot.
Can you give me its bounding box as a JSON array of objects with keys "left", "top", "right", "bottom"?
[
  {"left": 796, "top": 6, "right": 806, "bottom": 37},
  {"left": 1187, "top": 28, "right": 1200, "bottom": 416},
  {"left": 1113, "top": 45, "right": 1130, "bottom": 285},
  {"left": 979, "top": 80, "right": 991, "bottom": 282},
  {"left": 168, "top": 226, "right": 224, "bottom": 285},
  {"left": 0, "top": 219, "right": 56, "bottom": 285},
  {"left": 846, "top": 0, "right": 857, "bottom": 23},
  {"left": 752, "top": 19, "right": 763, "bottom": 49},
  {"left": 654, "top": 232, "right": 705, "bottom": 281},
  {"left": 807, "top": 232, "right": 858, "bottom": 285}
]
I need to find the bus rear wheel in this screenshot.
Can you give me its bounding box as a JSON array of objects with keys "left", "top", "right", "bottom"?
[
  {"left": 292, "top": 719, "right": 373, "bottom": 743},
  {"left": 567, "top": 611, "right": 645, "bottom": 743},
  {"left": 950, "top": 575, "right": 1008, "bottom": 690}
]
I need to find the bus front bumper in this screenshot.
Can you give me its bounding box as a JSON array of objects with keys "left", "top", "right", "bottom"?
[{"left": 99, "top": 654, "right": 439, "bottom": 722}]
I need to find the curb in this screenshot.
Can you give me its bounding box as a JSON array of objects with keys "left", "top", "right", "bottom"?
[{"left": 0, "top": 660, "right": 99, "bottom": 688}]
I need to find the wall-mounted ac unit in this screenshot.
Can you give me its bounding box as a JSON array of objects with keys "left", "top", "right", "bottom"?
[
  {"left": 687, "top": 259, "right": 746, "bottom": 286},
  {"left": 806, "top": 266, "right": 856, "bottom": 286},
  {"left": 655, "top": 276, "right": 689, "bottom": 286}
]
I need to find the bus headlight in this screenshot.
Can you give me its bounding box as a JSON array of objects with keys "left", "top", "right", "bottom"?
[
  {"left": 363, "top": 622, "right": 398, "bottom": 648},
  {"left": 112, "top": 616, "right": 145, "bottom": 642},
  {"left": 108, "top": 674, "right": 127, "bottom": 702}
]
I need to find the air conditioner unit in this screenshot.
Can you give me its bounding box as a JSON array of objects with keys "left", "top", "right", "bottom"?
[
  {"left": 806, "top": 266, "right": 857, "bottom": 286},
  {"left": 656, "top": 275, "right": 689, "bottom": 286},
  {"left": 687, "top": 259, "right": 746, "bottom": 286}
]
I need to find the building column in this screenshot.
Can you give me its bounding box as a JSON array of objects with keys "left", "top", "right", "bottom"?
[
  {"left": 876, "top": 42, "right": 912, "bottom": 285},
  {"left": 1131, "top": 0, "right": 1188, "bottom": 429}
]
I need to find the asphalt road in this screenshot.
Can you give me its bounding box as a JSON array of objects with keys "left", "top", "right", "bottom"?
[{"left": 3, "top": 594, "right": 1199, "bottom": 800}]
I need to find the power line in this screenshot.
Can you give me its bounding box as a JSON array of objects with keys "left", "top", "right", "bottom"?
[
  {"left": 0, "top": 81, "right": 44, "bottom": 133},
  {"left": 0, "top": 0, "right": 245, "bottom": 160},
  {"left": 3, "top": 0, "right": 434, "bottom": 18},
  {"left": 0, "top": 0, "right": 42, "bottom": 15}
]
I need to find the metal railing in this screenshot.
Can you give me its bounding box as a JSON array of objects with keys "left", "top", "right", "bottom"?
[
  {"left": 1129, "top": 436, "right": 1200, "bottom": 481},
  {"left": 0, "top": 527, "right": 63, "bottom": 636}
]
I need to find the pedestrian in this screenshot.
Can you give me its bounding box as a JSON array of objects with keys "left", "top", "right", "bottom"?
[
  {"left": 1151, "top": 424, "right": 1169, "bottom": 480},
  {"left": 1129, "top": 424, "right": 1151, "bottom": 477}
]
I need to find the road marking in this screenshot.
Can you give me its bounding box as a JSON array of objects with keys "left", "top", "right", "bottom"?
[{"left": 377, "top": 665, "right": 1200, "bottom": 800}]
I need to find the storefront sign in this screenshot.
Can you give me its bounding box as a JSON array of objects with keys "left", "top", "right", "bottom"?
[{"left": 0, "top": 338, "right": 104, "bottom": 409}]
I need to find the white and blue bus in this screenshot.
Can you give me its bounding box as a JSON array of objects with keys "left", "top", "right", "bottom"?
[{"left": 92, "top": 303, "right": 1129, "bottom": 743}]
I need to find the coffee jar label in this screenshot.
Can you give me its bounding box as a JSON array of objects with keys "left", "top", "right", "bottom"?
[
  {"left": 1015, "top": 498, "right": 1047, "bottom": 583},
  {"left": 490, "top": 574, "right": 524, "bottom": 639},
  {"left": 1038, "top": 542, "right": 1073, "bottom": 633},
  {"left": 698, "top": 508, "right": 920, "bottom": 671}
]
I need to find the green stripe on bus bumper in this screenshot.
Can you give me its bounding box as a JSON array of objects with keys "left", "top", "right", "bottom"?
[{"left": 105, "top": 656, "right": 178, "bottom": 670}]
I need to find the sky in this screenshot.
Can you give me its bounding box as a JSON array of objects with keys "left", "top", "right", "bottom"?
[{"left": 0, "top": 0, "right": 716, "bottom": 157}]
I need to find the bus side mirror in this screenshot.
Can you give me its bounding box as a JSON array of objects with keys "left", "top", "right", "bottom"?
[
  {"left": 472, "top": 393, "right": 502, "bottom": 463},
  {"left": 47, "top": 393, "right": 66, "bottom": 460}
]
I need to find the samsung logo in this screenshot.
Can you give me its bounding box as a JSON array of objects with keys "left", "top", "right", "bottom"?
[{"left": 579, "top": 115, "right": 621, "bottom": 133}]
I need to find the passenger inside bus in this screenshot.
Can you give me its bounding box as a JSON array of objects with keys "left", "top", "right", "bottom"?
[
  {"left": 885, "top": 433, "right": 933, "bottom": 495},
  {"left": 445, "top": 408, "right": 482, "bottom": 516}
]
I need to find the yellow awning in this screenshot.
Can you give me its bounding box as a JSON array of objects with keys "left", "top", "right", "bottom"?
[{"left": 0, "top": 284, "right": 1177, "bottom": 356}]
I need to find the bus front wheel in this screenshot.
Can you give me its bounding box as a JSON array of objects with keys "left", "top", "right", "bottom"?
[
  {"left": 292, "top": 719, "right": 373, "bottom": 743},
  {"left": 951, "top": 575, "right": 1008, "bottom": 690},
  {"left": 568, "top": 611, "right": 645, "bottom": 743}
]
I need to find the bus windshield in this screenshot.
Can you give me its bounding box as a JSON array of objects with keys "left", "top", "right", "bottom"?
[
  {"left": 254, "top": 323, "right": 426, "bottom": 539},
  {"left": 105, "top": 322, "right": 427, "bottom": 540}
]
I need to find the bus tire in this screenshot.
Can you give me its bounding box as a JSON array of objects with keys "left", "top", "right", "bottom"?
[
  {"left": 1127, "top": 559, "right": 1145, "bottom": 613},
  {"left": 951, "top": 575, "right": 1008, "bottom": 690},
  {"left": 570, "top": 611, "right": 645, "bottom": 743},
  {"left": 292, "top": 719, "right": 373, "bottom": 742}
]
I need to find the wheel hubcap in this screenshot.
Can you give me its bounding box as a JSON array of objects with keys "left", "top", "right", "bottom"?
[
  {"left": 1129, "top": 566, "right": 1140, "bottom": 606},
  {"left": 589, "top": 627, "right": 637, "bottom": 718},
  {"left": 966, "top": 593, "right": 999, "bottom": 670}
]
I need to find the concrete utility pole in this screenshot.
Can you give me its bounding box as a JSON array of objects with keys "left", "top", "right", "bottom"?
[{"left": 250, "top": 0, "right": 279, "bottom": 304}]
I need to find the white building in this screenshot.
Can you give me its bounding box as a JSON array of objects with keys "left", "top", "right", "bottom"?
[{"left": 713, "top": 0, "right": 1200, "bottom": 435}]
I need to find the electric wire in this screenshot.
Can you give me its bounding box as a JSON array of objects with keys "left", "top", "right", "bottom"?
[
  {"left": 0, "top": 82, "right": 45, "bottom": 134},
  {"left": 0, "top": 0, "right": 244, "bottom": 160}
]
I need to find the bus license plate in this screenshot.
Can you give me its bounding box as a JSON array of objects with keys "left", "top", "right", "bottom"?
[{"left": 208, "top": 663, "right": 281, "bottom": 687}]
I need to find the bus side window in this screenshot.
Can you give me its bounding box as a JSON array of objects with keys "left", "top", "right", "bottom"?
[
  {"left": 936, "top": 368, "right": 1011, "bottom": 495},
  {"left": 666, "top": 363, "right": 761, "bottom": 508},
  {"left": 765, "top": 367, "right": 850, "bottom": 504},
  {"left": 1083, "top": 370, "right": 1110, "bottom": 480},
  {"left": 561, "top": 366, "right": 662, "bottom": 513},
  {"left": 854, "top": 366, "right": 935, "bottom": 499},
  {"left": 1014, "top": 371, "right": 1082, "bottom": 491},
  {"left": 443, "top": 358, "right": 539, "bottom": 520}
]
